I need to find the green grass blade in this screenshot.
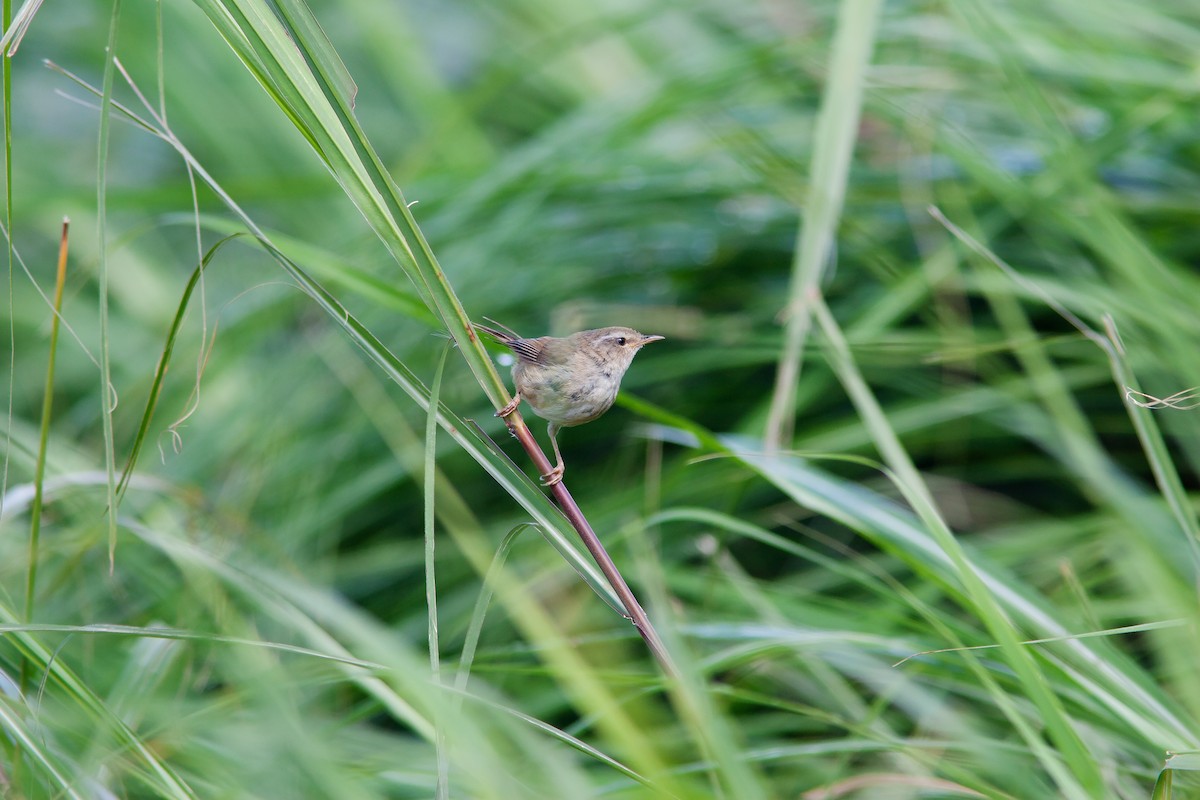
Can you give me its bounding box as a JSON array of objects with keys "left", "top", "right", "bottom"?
[
  {"left": 453, "top": 523, "right": 537, "bottom": 699},
  {"left": 23, "top": 221, "right": 66, "bottom": 622},
  {"left": 425, "top": 341, "right": 449, "bottom": 800},
  {"left": 95, "top": 0, "right": 120, "bottom": 570},
  {"left": 116, "top": 235, "right": 239, "bottom": 502},
  {"left": 765, "top": 0, "right": 883, "bottom": 448},
  {"left": 0, "top": 622, "right": 382, "bottom": 669}
]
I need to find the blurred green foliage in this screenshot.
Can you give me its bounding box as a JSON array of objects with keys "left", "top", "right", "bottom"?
[{"left": 2, "top": 0, "right": 1200, "bottom": 797}]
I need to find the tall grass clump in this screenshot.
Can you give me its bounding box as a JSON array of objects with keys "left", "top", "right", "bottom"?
[{"left": 2, "top": 0, "right": 1199, "bottom": 797}]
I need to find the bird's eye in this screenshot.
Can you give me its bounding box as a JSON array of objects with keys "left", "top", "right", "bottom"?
[{"left": 616, "top": 337, "right": 626, "bottom": 346}]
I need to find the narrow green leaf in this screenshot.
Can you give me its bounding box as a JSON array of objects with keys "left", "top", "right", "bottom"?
[
  {"left": 765, "top": 0, "right": 883, "bottom": 447},
  {"left": 425, "top": 341, "right": 450, "bottom": 800}
]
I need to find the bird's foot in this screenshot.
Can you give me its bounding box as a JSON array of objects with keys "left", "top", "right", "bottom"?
[
  {"left": 540, "top": 465, "right": 565, "bottom": 487},
  {"left": 496, "top": 393, "right": 521, "bottom": 418}
]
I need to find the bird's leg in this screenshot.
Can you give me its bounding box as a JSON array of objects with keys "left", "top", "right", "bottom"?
[
  {"left": 541, "top": 423, "right": 565, "bottom": 486},
  {"left": 496, "top": 392, "right": 521, "bottom": 418}
]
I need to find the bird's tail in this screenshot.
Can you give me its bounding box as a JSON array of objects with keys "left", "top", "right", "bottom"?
[{"left": 474, "top": 317, "right": 522, "bottom": 344}]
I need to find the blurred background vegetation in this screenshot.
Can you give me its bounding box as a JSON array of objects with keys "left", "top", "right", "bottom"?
[{"left": 2, "top": 0, "right": 1200, "bottom": 797}]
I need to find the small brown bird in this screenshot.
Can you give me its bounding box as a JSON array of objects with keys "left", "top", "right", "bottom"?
[{"left": 475, "top": 320, "right": 664, "bottom": 486}]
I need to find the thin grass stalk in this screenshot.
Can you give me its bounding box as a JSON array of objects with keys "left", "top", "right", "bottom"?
[
  {"left": 95, "top": 0, "right": 120, "bottom": 570},
  {"left": 0, "top": 623, "right": 382, "bottom": 668},
  {"left": 452, "top": 524, "right": 535, "bottom": 702},
  {"left": 424, "top": 343, "right": 450, "bottom": 800},
  {"left": 23, "top": 218, "right": 68, "bottom": 623},
  {"left": 764, "top": 0, "right": 882, "bottom": 450},
  {"left": 116, "top": 237, "right": 233, "bottom": 501},
  {"left": 12, "top": 217, "right": 68, "bottom": 799}
]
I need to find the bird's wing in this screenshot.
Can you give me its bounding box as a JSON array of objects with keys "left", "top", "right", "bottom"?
[
  {"left": 510, "top": 337, "right": 552, "bottom": 365},
  {"left": 473, "top": 322, "right": 556, "bottom": 365}
]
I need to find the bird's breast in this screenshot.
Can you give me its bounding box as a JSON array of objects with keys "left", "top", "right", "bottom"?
[{"left": 513, "top": 362, "right": 619, "bottom": 427}]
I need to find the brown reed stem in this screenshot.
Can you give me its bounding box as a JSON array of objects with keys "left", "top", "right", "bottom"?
[{"left": 496, "top": 407, "right": 678, "bottom": 678}]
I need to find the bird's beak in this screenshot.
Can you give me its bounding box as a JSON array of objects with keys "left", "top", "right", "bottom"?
[{"left": 639, "top": 334, "right": 665, "bottom": 347}]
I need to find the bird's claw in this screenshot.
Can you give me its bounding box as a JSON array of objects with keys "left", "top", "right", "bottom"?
[
  {"left": 540, "top": 466, "right": 565, "bottom": 487},
  {"left": 496, "top": 393, "right": 521, "bottom": 418}
]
